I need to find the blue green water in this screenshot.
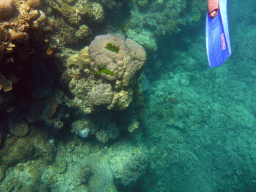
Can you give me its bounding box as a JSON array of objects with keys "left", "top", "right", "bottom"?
[{"left": 132, "top": 0, "right": 256, "bottom": 191}]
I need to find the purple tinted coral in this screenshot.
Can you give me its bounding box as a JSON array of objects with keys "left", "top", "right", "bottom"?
[
  {"left": 89, "top": 83, "right": 113, "bottom": 106},
  {"left": 89, "top": 34, "right": 146, "bottom": 87}
]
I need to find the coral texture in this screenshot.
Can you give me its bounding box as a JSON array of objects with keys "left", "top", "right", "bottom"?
[
  {"left": 8, "top": 113, "right": 29, "bottom": 137},
  {"left": 89, "top": 34, "right": 146, "bottom": 87},
  {"left": 121, "top": 153, "right": 148, "bottom": 185},
  {"left": 71, "top": 119, "right": 93, "bottom": 138},
  {"left": 89, "top": 83, "right": 114, "bottom": 106},
  {"left": 67, "top": 34, "right": 146, "bottom": 115},
  {"left": 0, "top": 0, "right": 14, "bottom": 19},
  {"left": 95, "top": 122, "right": 119, "bottom": 143},
  {"left": 45, "top": 0, "right": 104, "bottom": 44},
  {"left": 124, "top": 0, "right": 206, "bottom": 49}
]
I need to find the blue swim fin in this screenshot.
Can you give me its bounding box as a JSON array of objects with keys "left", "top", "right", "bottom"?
[{"left": 206, "top": 0, "right": 231, "bottom": 68}]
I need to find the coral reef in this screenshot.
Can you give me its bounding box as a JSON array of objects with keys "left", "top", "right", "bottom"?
[
  {"left": 67, "top": 34, "right": 146, "bottom": 114},
  {"left": 107, "top": 140, "right": 149, "bottom": 186},
  {"left": 0, "top": 125, "right": 55, "bottom": 182},
  {"left": 0, "top": 0, "right": 47, "bottom": 54},
  {"left": 95, "top": 122, "right": 120, "bottom": 143},
  {"left": 45, "top": 0, "right": 104, "bottom": 45},
  {"left": 89, "top": 34, "right": 146, "bottom": 87},
  {"left": 65, "top": 34, "right": 146, "bottom": 142},
  {"left": 71, "top": 119, "right": 92, "bottom": 138},
  {"left": 87, "top": 154, "right": 114, "bottom": 192},
  {"left": 122, "top": 0, "right": 207, "bottom": 50},
  {"left": 128, "top": 120, "right": 139, "bottom": 132},
  {"left": 121, "top": 153, "right": 148, "bottom": 185},
  {"left": 89, "top": 83, "right": 114, "bottom": 106},
  {"left": 126, "top": 29, "right": 157, "bottom": 50},
  {"left": 71, "top": 117, "right": 120, "bottom": 143}
]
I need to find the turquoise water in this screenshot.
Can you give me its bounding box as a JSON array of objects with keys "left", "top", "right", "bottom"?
[{"left": 1, "top": 0, "right": 256, "bottom": 191}]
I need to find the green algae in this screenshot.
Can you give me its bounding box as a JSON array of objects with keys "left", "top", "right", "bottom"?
[
  {"left": 105, "top": 43, "right": 119, "bottom": 53},
  {"left": 97, "top": 69, "right": 114, "bottom": 76}
]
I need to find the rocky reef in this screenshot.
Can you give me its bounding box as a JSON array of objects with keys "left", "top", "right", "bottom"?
[{"left": 0, "top": 0, "right": 213, "bottom": 191}]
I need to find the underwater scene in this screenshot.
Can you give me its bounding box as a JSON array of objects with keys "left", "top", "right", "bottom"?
[{"left": 0, "top": 0, "right": 256, "bottom": 191}]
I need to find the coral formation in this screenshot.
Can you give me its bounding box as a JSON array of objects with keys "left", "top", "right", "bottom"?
[
  {"left": 0, "top": 0, "right": 14, "bottom": 19},
  {"left": 107, "top": 141, "right": 149, "bottom": 187},
  {"left": 27, "top": 0, "right": 41, "bottom": 8},
  {"left": 121, "top": 153, "right": 148, "bottom": 185},
  {"left": 71, "top": 117, "right": 120, "bottom": 143},
  {"left": 89, "top": 83, "right": 114, "bottom": 106},
  {"left": 8, "top": 113, "right": 29, "bottom": 137},
  {"left": 0, "top": 125, "right": 55, "bottom": 181},
  {"left": 67, "top": 34, "right": 146, "bottom": 115},
  {"left": 126, "top": 29, "right": 157, "bottom": 50},
  {"left": 95, "top": 122, "right": 120, "bottom": 143},
  {"left": 71, "top": 119, "right": 92, "bottom": 138},
  {"left": 87, "top": 154, "right": 114, "bottom": 192},
  {"left": 45, "top": 0, "right": 104, "bottom": 44},
  {"left": 128, "top": 120, "right": 139, "bottom": 132},
  {"left": 89, "top": 34, "right": 146, "bottom": 87},
  {"left": 123, "top": 0, "right": 206, "bottom": 49}
]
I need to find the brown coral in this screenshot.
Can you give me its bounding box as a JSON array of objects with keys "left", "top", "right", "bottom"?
[
  {"left": 0, "top": 74, "right": 12, "bottom": 92},
  {"left": 27, "top": 0, "right": 41, "bottom": 8},
  {"left": 8, "top": 29, "right": 28, "bottom": 41},
  {"left": 0, "top": 0, "right": 14, "bottom": 19}
]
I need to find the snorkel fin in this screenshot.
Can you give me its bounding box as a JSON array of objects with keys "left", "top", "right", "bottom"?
[{"left": 206, "top": 0, "right": 231, "bottom": 68}]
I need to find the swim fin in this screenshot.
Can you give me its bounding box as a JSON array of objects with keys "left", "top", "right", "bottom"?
[{"left": 206, "top": 0, "right": 231, "bottom": 68}]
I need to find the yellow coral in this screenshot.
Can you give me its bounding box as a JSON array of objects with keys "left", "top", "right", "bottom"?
[{"left": 128, "top": 121, "right": 139, "bottom": 132}]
